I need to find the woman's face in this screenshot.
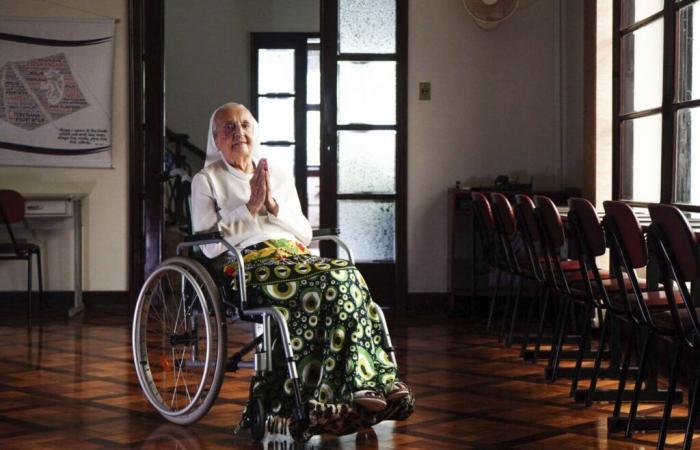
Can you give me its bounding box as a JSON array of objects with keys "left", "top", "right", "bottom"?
[{"left": 213, "top": 105, "right": 256, "bottom": 165}]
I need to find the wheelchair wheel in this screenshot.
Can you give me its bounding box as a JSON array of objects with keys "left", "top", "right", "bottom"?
[
  {"left": 249, "top": 396, "right": 266, "bottom": 442},
  {"left": 132, "top": 257, "right": 227, "bottom": 424}
]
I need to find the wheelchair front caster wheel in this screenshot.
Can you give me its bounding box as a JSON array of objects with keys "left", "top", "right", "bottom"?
[{"left": 249, "top": 397, "right": 266, "bottom": 442}]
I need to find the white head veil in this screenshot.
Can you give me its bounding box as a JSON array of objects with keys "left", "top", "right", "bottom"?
[{"left": 205, "top": 102, "right": 260, "bottom": 167}]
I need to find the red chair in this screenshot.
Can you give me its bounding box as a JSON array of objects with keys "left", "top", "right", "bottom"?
[
  {"left": 647, "top": 203, "right": 700, "bottom": 450},
  {"left": 471, "top": 191, "right": 507, "bottom": 330},
  {"left": 490, "top": 192, "right": 529, "bottom": 346},
  {"left": 0, "top": 190, "right": 43, "bottom": 316}
]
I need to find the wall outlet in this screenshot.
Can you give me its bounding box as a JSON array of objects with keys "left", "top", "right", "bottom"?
[{"left": 419, "top": 82, "right": 431, "bottom": 100}]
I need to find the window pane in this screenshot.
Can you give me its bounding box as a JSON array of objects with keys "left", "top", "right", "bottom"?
[
  {"left": 675, "top": 107, "right": 700, "bottom": 204},
  {"left": 677, "top": 3, "right": 700, "bottom": 102},
  {"left": 621, "top": 0, "right": 663, "bottom": 29},
  {"left": 258, "top": 144, "right": 295, "bottom": 173},
  {"left": 338, "top": 200, "right": 395, "bottom": 262},
  {"left": 338, "top": 0, "right": 395, "bottom": 54},
  {"left": 338, "top": 130, "right": 395, "bottom": 194},
  {"left": 620, "top": 114, "right": 662, "bottom": 202},
  {"left": 307, "top": 49, "right": 320, "bottom": 104},
  {"left": 621, "top": 19, "right": 663, "bottom": 114},
  {"left": 337, "top": 61, "right": 396, "bottom": 125},
  {"left": 307, "top": 175, "right": 320, "bottom": 228},
  {"left": 258, "top": 49, "right": 295, "bottom": 94},
  {"left": 306, "top": 111, "right": 320, "bottom": 166},
  {"left": 258, "top": 97, "right": 295, "bottom": 142}
]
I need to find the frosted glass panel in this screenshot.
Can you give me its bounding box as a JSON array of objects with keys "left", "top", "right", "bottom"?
[
  {"left": 258, "top": 97, "right": 295, "bottom": 142},
  {"left": 258, "top": 49, "right": 295, "bottom": 94},
  {"left": 337, "top": 61, "right": 395, "bottom": 125},
  {"left": 338, "top": 200, "right": 395, "bottom": 262},
  {"left": 621, "top": 0, "right": 663, "bottom": 29},
  {"left": 338, "top": 0, "right": 395, "bottom": 54},
  {"left": 307, "top": 49, "right": 320, "bottom": 104},
  {"left": 620, "top": 114, "right": 662, "bottom": 202},
  {"left": 307, "top": 111, "right": 320, "bottom": 166},
  {"left": 675, "top": 107, "right": 700, "bottom": 204},
  {"left": 677, "top": 4, "right": 700, "bottom": 102},
  {"left": 258, "top": 145, "right": 294, "bottom": 174},
  {"left": 621, "top": 19, "right": 663, "bottom": 114},
  {"left": 338, "top": 130, "right": 395, "bottom": 194}
]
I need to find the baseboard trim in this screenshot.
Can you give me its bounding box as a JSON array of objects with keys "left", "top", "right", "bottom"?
[{"left": 0, "top": 291, "right": 129, "bottom": 312}]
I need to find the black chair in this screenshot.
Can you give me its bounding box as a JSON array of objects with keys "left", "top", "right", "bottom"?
[{"left": 0, "top": 190, "right": 43, "bottom": 316}]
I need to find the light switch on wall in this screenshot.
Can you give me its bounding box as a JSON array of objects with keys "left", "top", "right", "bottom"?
[{"left": 419, "top": 82, "right": 431, "bottom": 100}]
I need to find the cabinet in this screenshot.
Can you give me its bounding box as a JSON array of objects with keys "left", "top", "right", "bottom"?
[{"left": 447, "top": 188, "right": 479, "bottom": 312}]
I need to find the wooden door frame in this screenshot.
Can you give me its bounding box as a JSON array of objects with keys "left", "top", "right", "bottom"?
[{"left": 128, "top": 0, "right": 164, "bottom": 305}]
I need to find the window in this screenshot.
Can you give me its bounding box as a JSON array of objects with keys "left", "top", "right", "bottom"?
[{"left": 614, "top": 0, "right": 700, "bottom": 209}]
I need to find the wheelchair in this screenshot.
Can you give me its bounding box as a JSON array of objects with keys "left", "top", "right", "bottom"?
[{"left": 131, "top": 229, "right": 398, "bottom": 442}]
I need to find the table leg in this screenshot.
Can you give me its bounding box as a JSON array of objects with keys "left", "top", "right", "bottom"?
[{"left": 68, "top": 198, "right": 84, "bottom": 317}]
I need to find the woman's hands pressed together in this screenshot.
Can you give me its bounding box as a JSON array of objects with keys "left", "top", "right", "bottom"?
[{"left": 246, "top": 158, "right": 278, "bottom": 216}]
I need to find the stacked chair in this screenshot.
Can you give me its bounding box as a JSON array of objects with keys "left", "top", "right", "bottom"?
[{"left": 470, "top": 191, "right": 700, "bottom": 448}]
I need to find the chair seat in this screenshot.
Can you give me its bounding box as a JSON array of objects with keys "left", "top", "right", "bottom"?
[
  {"left": 651, "top": 306, "right": 700, "bottom": 334},
  {"left": 0, "top": 241, "right": 40, "bottom": 257},
  {"left": 642, "top": 289, "right": 685, "bottom": 308},
  {"left": 565, "top": 269, "right": 613, "bottom": 283}
]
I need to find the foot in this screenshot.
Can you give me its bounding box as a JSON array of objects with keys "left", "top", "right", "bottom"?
[
  {"left": 386, "top": 381, "right": 410, "bottom": 402},
  {"left": 352, "top": 390, "right": 387, "bottom": 412}
]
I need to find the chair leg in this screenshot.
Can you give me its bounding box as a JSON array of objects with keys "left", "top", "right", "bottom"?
[
  {"left": 520, "top": 284, "right": 541, "bottom": 358},
  {"left": 585, "top": 311, "right": 609, "bottom": 405},
  {"left": 506, "top": 277, "right": 523, "bottom": 347},
  {"left": 570, "top": 302, "right": 594, "bottom": 396},
  {"left": 27, "top": 255, "right": 32, "bottom": 318},
  {"left": 657, "top": 344, "right": 682, "bottom": 450},
  {"left": 612, "top": 325, "right": 635, "bottom": 414},
  {"left": 548, "top": 296, "right": 570, "bottom": 381},
  {"left": 683, "top": 360, "right": 700, "bottom": 450},
  {"left": 626, "top": 330, "right": 651, "bottom": 437},
  {"left": 486, "top": 270, "right": 502, "bottom": 331},
  {"left": 532, "top": 288, "right": 551, "bottom": 363},
  {"left": 499, "top": 274, "right": 515, "bottom": 341},
  {"left": 36, "top": 251, "right": 45, "bottom": 310}
]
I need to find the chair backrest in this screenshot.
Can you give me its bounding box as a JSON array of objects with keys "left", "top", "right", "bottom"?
[
  {"left": 648, "top": 203, "right": 700, "bottom": 282},
  {"left": 471, "top": 191, "right": 495, "bottom": 231},
  {"left": 533, "top": 195, "right": 565, "bottom": 248},
  {"left": 0, "top": 190, "right": 25, "bottom": 255},
  {"left": 567, "top": 198, "right": 605, "bottom": 258},
  {"left": 515, "top": 194, "right": 540, "bottom": 243},
  {"left": 603, "top": 201, "right": 647, "bottom": 269},
  {"left": 490, "top": 192, "right": 516, "bottom": 237},
  {"left": 0, "top": 190, "right": 25, "bottom": 224}
]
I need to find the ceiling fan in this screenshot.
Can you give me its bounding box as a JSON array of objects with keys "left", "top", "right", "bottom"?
[{"left": 463, "top": 0, "right": 539, "bottom": 30}]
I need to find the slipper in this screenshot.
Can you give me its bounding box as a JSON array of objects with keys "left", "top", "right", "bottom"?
[
  {"left": 352, "top": 390, "right": 387, "bottom": 412},
  {"left": 386, "top": 381, "right": 410, "bottom": 402}
]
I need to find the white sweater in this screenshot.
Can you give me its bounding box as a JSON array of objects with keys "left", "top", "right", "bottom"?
[{"left": 191, "top": 158, "right": 313, "bottom": 259}]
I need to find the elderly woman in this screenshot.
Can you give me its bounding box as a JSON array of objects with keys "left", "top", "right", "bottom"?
[{"left": 191, "top": 103, "right": 413, "bottom": 439}]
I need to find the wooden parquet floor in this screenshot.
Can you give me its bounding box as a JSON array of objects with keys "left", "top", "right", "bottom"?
[{"left": 0, "top": 308, "right": 696, "bottom": 449}]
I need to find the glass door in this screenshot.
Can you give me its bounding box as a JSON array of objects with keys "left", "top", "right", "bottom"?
[
  {"left": 321, "top": 0, "right": 407, "bottom": 307},
  {"left": 251, "top": 33, "right": 321, "bottom": 231}
]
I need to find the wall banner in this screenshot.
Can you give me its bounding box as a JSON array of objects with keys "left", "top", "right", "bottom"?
[{"left": 0, "top": 17, "right": 115, "bottom": 168}]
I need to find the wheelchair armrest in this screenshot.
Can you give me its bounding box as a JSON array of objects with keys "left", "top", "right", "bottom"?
[
  {"left": 311, "top": 228, "right": 354, "bottom": 265},
  {"left": 312, "top": 228, "right": 340, "bottom": 238},
  {"left": 183, "top": 231, "right": 224, "bottom": 243}
]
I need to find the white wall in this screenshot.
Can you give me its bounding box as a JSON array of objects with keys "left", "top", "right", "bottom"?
[
  {"left": 165, "top": 0, "right": 319, "bottom": 151},
  {"left": 0, "top": 0, "right": 128, "bottom": 292},
  {"left": 407, "top": 0, "right": 584, "bottom": 292}
]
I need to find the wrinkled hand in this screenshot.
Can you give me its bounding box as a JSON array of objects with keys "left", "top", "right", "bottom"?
[
  {"left": 262, "top": 159, "right": 279, "bottom": 216},
  {"left": 246, "top": 160, "right": 267, "bottom": 215}
]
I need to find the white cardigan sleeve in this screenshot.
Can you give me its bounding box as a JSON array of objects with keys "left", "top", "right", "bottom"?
[{"left": 191, "top": 171, "right": 259, "bottom": 258}]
